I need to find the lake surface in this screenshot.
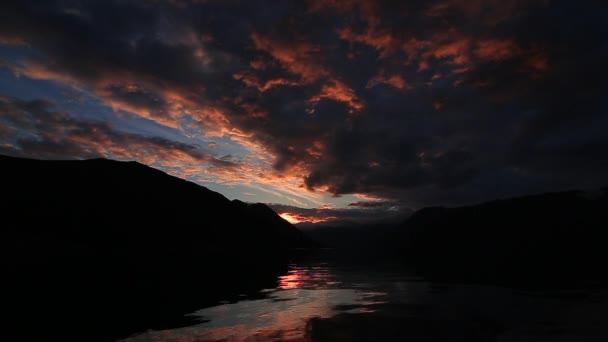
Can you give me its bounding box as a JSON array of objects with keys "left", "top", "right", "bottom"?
[{"left": 123, "top": 254, "right": 608, "bottom": 342}]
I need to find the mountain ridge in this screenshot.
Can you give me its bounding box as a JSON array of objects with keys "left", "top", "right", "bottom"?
[
  {"left": 399, "top": 187, "right": 608, "bottom": 287},
  {"left": 0, "top": 154, "right": 312, "bottom": 341},
  {"left": 0, "top": 154, "right": 311, "bottom": 254}
]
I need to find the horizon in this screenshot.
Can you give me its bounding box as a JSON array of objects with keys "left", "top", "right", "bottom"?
[
  {"left": 3, "top": 152, "right": 605, "bottom": 226},
  {"left": 1, "top": 1, "right": 607, "bottom": 224}
]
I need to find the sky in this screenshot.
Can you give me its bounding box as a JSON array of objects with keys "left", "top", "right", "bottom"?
[{"left": 0, "top": 0, "right": 607, "bottom": 224}]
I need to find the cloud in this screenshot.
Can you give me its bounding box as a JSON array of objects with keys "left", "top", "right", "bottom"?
[
  {"left": 367, "top": 73, "right": 409, "bottom": 90},
  {"left": 0, "top": 0, "right": 607, "bottom": 213},
  {"left": 0, "top": 96, "right": 214, "bottom": 170},
  {"left": 251, "top": 32, "right": 327, "bottom": 84},
  {"left": 0, "top": 1, "right": 241, "bottom": 134},
  {"left": 337, "top": 26, "right": 398, "bottom": 59},
  {"left": 348, "top": 201, "right": 399, "bottom": 209},
  {"left": 309, "top": 80, "right": 364, "bottom": 112},
  {"left": 269, "top": 201, "right": 412, "bottom": 225},
  {"left": 233, "top": 73, "right": 300, "bottom": 92},
  {"left": 474, "top": 39, "right": 522, "bottom": 61}
]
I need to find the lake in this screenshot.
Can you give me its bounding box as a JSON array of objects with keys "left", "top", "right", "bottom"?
[{"left": 122, "top": 252, "right": 608, "bottom": 342}]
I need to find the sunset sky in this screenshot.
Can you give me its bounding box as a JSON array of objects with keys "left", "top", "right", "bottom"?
[{"left": 0, "top": 1, "right": 606, "bottom": 224}]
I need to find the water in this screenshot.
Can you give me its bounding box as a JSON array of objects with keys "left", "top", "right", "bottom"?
[{"left": 123, "top": 257, "right": 608, "bottom": 342}]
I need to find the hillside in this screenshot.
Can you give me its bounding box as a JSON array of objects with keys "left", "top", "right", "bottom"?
[
  {"left": 400, "top": 189, "right": 608, "bottom": 287},
  {"left": 1, "top": 155, "right": 310, "bottom": 255},
  {"left": 0, "top": 154, "right": 311, "bottom": 340}
]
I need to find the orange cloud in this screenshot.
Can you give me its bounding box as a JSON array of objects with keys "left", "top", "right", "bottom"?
[
  {"left": 474, "top": 39, "right": 522, "bottom": 61},
  {"left": 305, "top": 140, "right": 325, "bottom": 159},
  {"left": 337, "top": 23, "right": 474, "bottom": 79},
  {"left": 403, "top": 38, "right": 433, "bottom": 65},
  {"left": 251, "top": 31, "right": 370, "bottom": 118},
  {"left": 251, "top": 33, "right": 327, "bottom": 83},
  {"left": 337, "top": 26, "right": 398, "bottom": 58},
  {"left": 418, "top": 60, "right": 431, "bottom": 71},
  {"left": 14, "top": 61, "right": 80, "bottom": 86},
  {"left": 389, "top": 75, "right": 409, "bottom": 89},
  {"left": 99, "top": 84, "right": 181, "bottom": 129},
  {"left": 233, "top": 73, "right": 300, "bottom": 92},
  {"left": 203, "top": 157, "right": 329, "bottom": 208},
  {"left": 279, "top": 212, "right": 301, "bottom": 224},
  {"left": 428, "top": 37, "right": 471, "bottom": 65},
  {"left": 280, "top": 211, "right": 336, "bottom": 224},
  {"left": 8, "top": 56, "right": 314, "bottom": 201},
  {"left": 237, "top": 101, "right": 269, "bottom": 119},
  {"left": 0, "top": 96, "right": 211, "bottom": 173},
  {"left": 367, "top": 73, "right": 410, "bottom": 90},
  {"left": 260, "top": 78, "right": 301, "bottom": 91},
  {"left": 12, "top": 62, "right": 190, "bottom": 129},
  {"left": 249, "top": 59, "right": 267, "bottom": 70},
  {"left": 309, "top": 79, "right": 364, "bottom": 112},
  {"left": 431, "top": 73, "right": 442, "bottom": 81}
]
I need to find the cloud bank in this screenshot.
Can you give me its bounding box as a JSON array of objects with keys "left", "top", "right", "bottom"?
[{"left": 1, "top": 0, "right": 607, "bottom": 222}]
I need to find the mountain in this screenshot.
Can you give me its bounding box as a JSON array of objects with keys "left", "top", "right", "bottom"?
[
  {"left": 301, "top": 223, "right": 401, "bottom": 249},
  {"left": 1, "top": 154, "right": 310, "bottom": 254},
  {"left": 400, "top": 188, "right": 608, "bottom": 287},
  {"left": 0, "top": 154, "right": 312, "bottom": 340}
]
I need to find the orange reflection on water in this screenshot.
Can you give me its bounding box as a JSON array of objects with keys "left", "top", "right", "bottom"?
[
  {"left": 123, "top": 265, "right": 385, "bottom": 342},
  {"left": 278, "top": 265, "right": 338, "bottom": 290},
  {"left": 279, "top": 272, "right": 302, "bottom": 289}
]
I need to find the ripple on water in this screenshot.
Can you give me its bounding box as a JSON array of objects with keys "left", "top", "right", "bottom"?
[{"left": 122, "top": 263, "right": 608, "bottom": 342}]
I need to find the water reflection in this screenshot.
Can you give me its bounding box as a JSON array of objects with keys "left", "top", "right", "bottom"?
[
  {"left": 278, "top": 264, "right": 341, "bottom": 290},
  {"left": 123, "top": 263, "right": 387, "bottom": 342},
  {"left": 123, "top": 262, "right": 608, "bottom": 342}
]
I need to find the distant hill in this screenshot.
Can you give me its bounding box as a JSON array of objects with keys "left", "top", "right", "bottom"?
[
  {"left": 0, "top": 154, "right": 312, "bottom": 340},
  {"left": 400, "top": 189, "right": 608, "bottom": 287}
]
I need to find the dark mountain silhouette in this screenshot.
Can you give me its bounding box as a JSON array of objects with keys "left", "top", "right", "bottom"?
[
  {"left": 1, "top": 154, "right": 310, "bottom": 253},
  {"left": 400, "top": 188, "right": 608, "bottom": 287},
  {"left": 0, "top": 154, "right": 312, "bottom": 341},
  {"left": 301, "top": 223, "right": 401, "bottom": 252}
]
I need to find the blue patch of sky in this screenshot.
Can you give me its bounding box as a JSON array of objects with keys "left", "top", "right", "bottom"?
[
  {"left": 0, "top": 45, "right": 364, "bottom": 209},
  {"left": 0, "top": 44, "right": 42, "bottom": 64},
  {"left": 204, "top": 183, "right": 275, "bottom": 203}
]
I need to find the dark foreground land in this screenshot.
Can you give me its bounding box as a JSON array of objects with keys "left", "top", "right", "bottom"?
[
  {"left": 2, "top": 155, "right": 608, "bottom": 341},
  {"left": 399, "top": 188, "right": 608, "bottom": 287},
  {"left": 305, "top": 187, "right": 608, "bottom": 288},
  {"left": 0, "top": 155, "right": 312, "bottom": 341}
]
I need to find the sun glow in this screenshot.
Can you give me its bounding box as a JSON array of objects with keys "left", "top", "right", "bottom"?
[
  {"left": 279, "top": 212, "right": 301, "bottom": 224},
  {"left": 278, "top": 272, "right": 302, "bottom": 289},
  {"left": 280, "top": 211, "right": 338, "bottom": 224}
]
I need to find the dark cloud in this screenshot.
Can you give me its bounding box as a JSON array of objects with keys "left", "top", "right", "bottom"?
[
  {"left": 0, "top": 0, "right": 607, "bottom": 212},
  {"left": 348, "top": 201, "right": 399, "bottom": 209},
  {"left": 269, "top": 202, "right": 412, "bottom": 225}
]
